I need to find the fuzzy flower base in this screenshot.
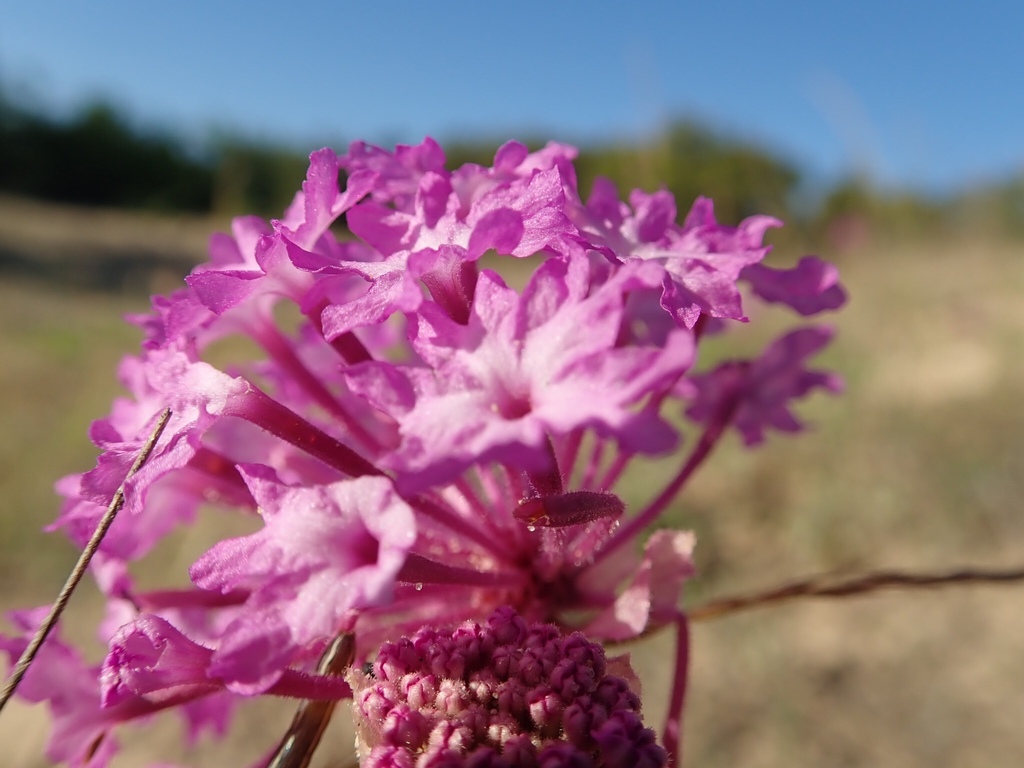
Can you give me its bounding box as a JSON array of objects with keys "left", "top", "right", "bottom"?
[{"left": 351, "top": 607, "right": 665, "bottom": 768}]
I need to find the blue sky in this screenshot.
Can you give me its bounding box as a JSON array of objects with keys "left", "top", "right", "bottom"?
[{"left": 1, "top": 1, "right": 1020, "bottom": 193}]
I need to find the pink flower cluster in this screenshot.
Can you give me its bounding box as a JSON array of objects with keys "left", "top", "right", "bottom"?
[{"left": 2, "top": 138, "right": 845, "bottom": 767}]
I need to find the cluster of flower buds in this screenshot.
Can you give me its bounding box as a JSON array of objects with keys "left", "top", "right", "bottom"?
[
  {"left": 2, "top": 137, "right": 845, "bottom": 767},
  {"left": 351, "top": 607, "right": 665, "bottom": 768}
]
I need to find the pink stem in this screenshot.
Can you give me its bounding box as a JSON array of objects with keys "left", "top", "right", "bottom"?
[
  {"left": 408, "top": 494, "right": 517, "bottom": 562},
  {"left": 306, "top": 299, "right": 373, "bottom": 364},
  {"left": 135, "top": 587, "right": 250, "bottom": 611},
  {"left": 226, "top": 388, "right": 382, "bottom": 478},
  {"left": 397, "top": 553, "right": 527, "bottom": 589},
  {"left": 663, "top": 612, "right": 691, "bottom": 765},
  {"left": 452, "top": 475, "right": 510, "bottom": 539},
  {"left": 597, "top": 450, "right": 631, "bottom": 492},
  {"left": 254, "top": 320, "right": 381, "bottom": 452},
  {"left": 586, "top": 393, "right": 737, "bottom": 571},
  {"left": 186, "top": 447, "right": 256, "bottom": 507},
  {"left": 557, "top": 430, "right": 584, "bottom": 484},
  {"left": 580, "top": 437, "right": 607, "bottom": 491}
]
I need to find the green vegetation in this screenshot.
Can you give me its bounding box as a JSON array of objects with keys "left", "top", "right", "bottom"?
[{"left": 0, "top": 99, "right": 212, "bottom": 211}]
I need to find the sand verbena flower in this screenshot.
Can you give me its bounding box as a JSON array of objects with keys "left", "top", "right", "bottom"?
[{"left": 2, "top": 137, "right": 845, "bottom": 767}]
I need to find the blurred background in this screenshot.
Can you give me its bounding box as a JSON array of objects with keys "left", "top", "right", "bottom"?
[{"left": 1, "top": 1, "right": 1023, "bottom": 766}]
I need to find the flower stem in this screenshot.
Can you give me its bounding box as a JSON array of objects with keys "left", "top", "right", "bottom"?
[
  {"left": 585, "top": 395, "right": 736, "bottom": 572},
  {"left": 254, "top": 320, "right": 381, "bottom": 453},
  {"left": 663, "top": 612, "right": 690, "bottom": 768},
  {"left": 228, "top": 388, "right": 382, "bottom": 478}
]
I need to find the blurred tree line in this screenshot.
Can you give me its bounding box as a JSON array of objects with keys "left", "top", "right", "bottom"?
[
  {"left": 3, "top": 90, "right": 1022, "bottom": 246},
  {"left": 0, "top": 99, "right": 213, "bottom": 211}
]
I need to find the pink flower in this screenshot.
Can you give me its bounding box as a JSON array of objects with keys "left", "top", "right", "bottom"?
[
  {"left": 573, "top": 186, "right": 781, "bottom": 327},
  {"left": 686, "top": 326, "right": 844, "bottom": 446},
  {"left": 189, "top": 469, "right": 416, "bottom": 692},
  {"left": 741, "top": 255, "right": 847, "bottom": 316},
  {"left": 5, "top": 137, "right": 846, "bottom": 767},
  {"left": 346, "top": 255, "right": 694, "bottom": 492}
]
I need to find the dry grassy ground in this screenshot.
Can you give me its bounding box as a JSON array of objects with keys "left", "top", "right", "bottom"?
[{"left": 1, "top": 197, "right": 1022, "bottom": 766}]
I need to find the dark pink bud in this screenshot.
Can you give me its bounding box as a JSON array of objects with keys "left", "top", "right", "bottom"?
[
  {"left": 591, "top": 710, "right": 656, "bottom": 768},
  {"left": 435, "top": 678, "right": 472, "bottom": 715},
  {"left": 487, "top": 605, "right": 528, "bottom": 645},
  {"left": 378, "top": 638, "right": 421, "bottom": 681},
  {"left": 463, "top": 745, "right": 504, "bottom": 768},
  {"left": 538, "top": 742, "right": 597, "bottom": 768},
  {"left": 593, "top": 676, "right": 640, "bottom": 713},
  {"left": 456, "top": 705, "right": 491, "bottom": 742},
  {"left": 562, "top": 696, "right": 606, "bottom": 749},
  {"left": 364, "top": 745, "right": 416, "bottom": 768},
  {"left": 451, "top": 624, "right": 491, "bottom": 670},
  {"left": 551, "top": 657, "right": 599, "bottom": 701},
  {"left": 402, "top": 672, "right": 439, "bottom": 710},
  {"left": 489, "top": 644, "right": 518, "bottom": 681},
  {"left": 500, "top": 734, "right": 538, "bottom": 765},
  {"left": 382, "top": 704, "right": 431, "bottom": 751},
  {"left": 518, "top": 646, "right": 554, "bottom": 686},
  {"left": 523, "top": 624, "right": 561, "bottom": 649},
  {"left": 360, "top": 681, "right": 400, "bottom": 724},
  {"left": 561, "top": 633, "right": 607, "bottom": 678},
  {"left": 494, "top": 679, "right": 529, "bottom": 722}
]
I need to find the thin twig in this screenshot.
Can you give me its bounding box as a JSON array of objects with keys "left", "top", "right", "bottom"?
[
  {"left": 0, "top": 408, "right": 172, "bottom": 714},
  {"left": 688, "top": 565, "right": 1024, "bottom": 622}
]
